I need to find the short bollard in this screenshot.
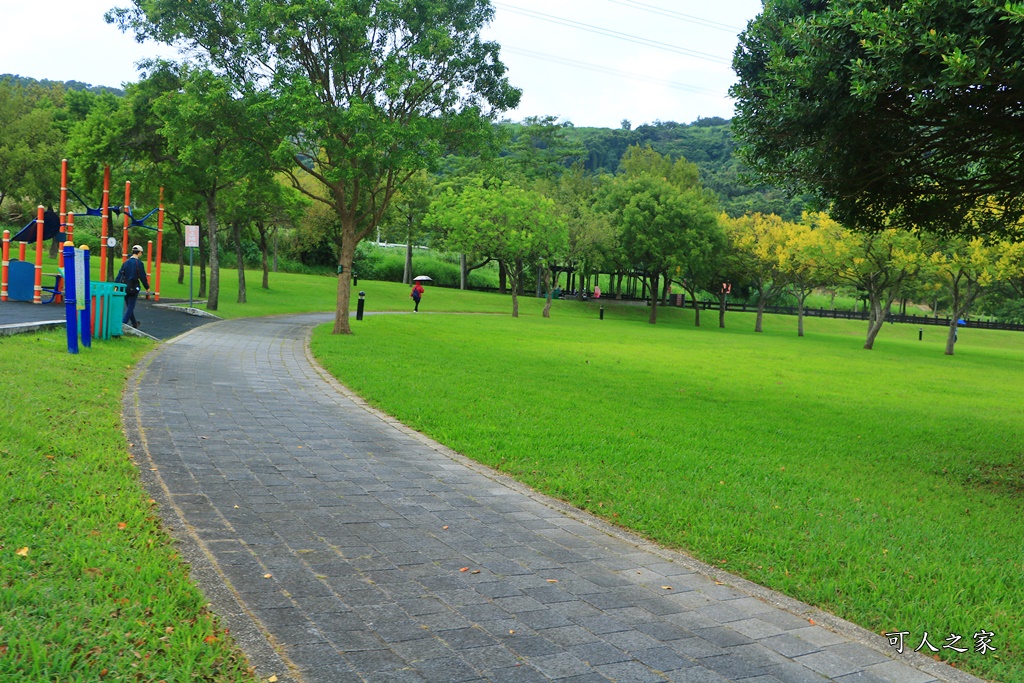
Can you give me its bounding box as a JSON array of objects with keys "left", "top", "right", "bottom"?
[
  {"left": 357, "top": 290, "right": 365, "bottom": 321},
  {"left": 919, "top": 327, "right": 923, "bottom": 341},
  {"left": 599, "top": 305, "right": 604, "bottom": 320}
]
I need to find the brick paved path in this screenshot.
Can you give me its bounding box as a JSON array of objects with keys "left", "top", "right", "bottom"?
[{"left": 126, "top": 314, "right": 981, "bottom": 683}]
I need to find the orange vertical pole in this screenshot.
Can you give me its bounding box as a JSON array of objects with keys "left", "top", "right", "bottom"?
[
  {"left": 58, "top": 159, "right": 68, "bottom": 270},
  {"left": 122, "top": 181, "right": 131, "bottom": 263},
  {"left": 155, "top": 187, "right": 164, "bottom": 301},
  {"left": 34, "top": 205, "right": 44, "bottom": 304},
  {"left": 100, "top": 166, "right": 110, "bottom": 282},
  {"left": 19, "top": 242, "right": 26, "bottom": 261},
  {"left": 1, "top": 229, "right": 9, "bottom": 301},
  {"left": 146, "top": 240, "right": 153, "bottom": 299}
]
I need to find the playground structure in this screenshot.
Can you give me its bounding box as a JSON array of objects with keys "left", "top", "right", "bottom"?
[
  {"left": 1, "top": 158, "right": 164, "bottom": 308},
  {"left": 1, "top": 159, "right": 164, "bottom": 351}
]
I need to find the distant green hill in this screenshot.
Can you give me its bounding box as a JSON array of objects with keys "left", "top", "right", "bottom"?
[
  {"left": 0, "top": 73, "right": 125, "bottom": 97},
  {"left": 566, "top": 118, "right": 808, "bottom": 221}
]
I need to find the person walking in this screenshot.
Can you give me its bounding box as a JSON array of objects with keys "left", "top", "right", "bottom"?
[
  {"left": 116, "top": 245, "right": 150, "bottom": 329},
  {"left": 410, "top": 281, "right": 424, "bottom": 312}
]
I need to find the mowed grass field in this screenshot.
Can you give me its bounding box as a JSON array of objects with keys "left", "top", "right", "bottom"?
[
  {"left": 0, "top": 332, "right": 259, "bottom": 681},
  {"left": 312, "top": 295, "right": 1024, "bottom": 682}
]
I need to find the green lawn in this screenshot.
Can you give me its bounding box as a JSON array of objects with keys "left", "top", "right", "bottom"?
[
  {"left": 312, "top": 301, "right": 1023, "bottom": 682},
  {"left": 0, "top": 332, "right": 259, "bottom": 682}
]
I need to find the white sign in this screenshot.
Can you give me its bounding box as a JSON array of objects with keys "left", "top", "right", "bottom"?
[
  {"left": 74, "top": 248, "right": 86, "bottom": 311},
  {"left": 185, "top": 225, "right": 200, "bottom": 248}
]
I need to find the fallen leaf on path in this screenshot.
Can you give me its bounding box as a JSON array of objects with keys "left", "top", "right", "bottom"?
[
  {"left": 263, "top": 573, "right": 273, "bottom": 579},
  {"left": 203, "top": 635, "right": 218, "bottom": 644},
  {"left": 268, "top": 675, "right": 278, "bottom": 682},
  {"left": 470, "top": 570, "right": 480, "bottom": 574},
  {"left": 808, "top": 619, "right": 816, "bottom": 626},
  {"left": 15, "top": 547, "right": 28, "bottom": 557},
  {"left": 117, "top": 522, "right": 127, "bottom": 530},
  {"left": 459, "top": 567, "right": 469, "bottom": 572},
  {"left": 661, "top": 586, "right": 672, "bottom": 590},
  {"left": 442, "top": 526, "right": 448, "bottom": 530},
  {"left": 546, "top": 579, "right": 558, "bottom": 583}
]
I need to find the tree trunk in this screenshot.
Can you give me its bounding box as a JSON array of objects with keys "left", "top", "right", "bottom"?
[
  {"left": 273, "top": 228, "right": 278, "bottom": 273},
  {"left": 460, "top": 254, "right": 468, "bottom": 290},
  {"left": 648, "top": 272, "right": 659, "bottom": 324},
  {"left": 686, "top": 287, "right": 701, "bottom": 326},
  {"left": 257, "top": 222, "right": 270, "bottom": 289},
  {"left": 945, "top": 320, "right": 958, "bottom": 356},
  {"left": 198, "top": 238, "right": 206, "bottom": 299},
  {"left": 542, "top": 267, "right": 553, "bottom": 318},
  {"left": 505, "top": 261, "right": 520, "bottom": 317},
  {"left": 863, "top": 295, "right": 891, "bottom": 349},
  {"left": 755, "top": 290, "right": 767, "bottom": 333},
  {"left": 403, "top": 239, "right": 413, "bottom": 285},
  {"left": 615, "top": 272, "right": 623, "bottom": 300},
  {"left": 233, "top": 221, "right": 246, "bottom": 304},
  {"left": 536, "top": 265, "right": 543, "bottom": 298},
  {"left": 797, "top": 292, "right": 806, "bottom": 337},
  {"left": 332, "top": 228, "right": 357, "bottom": 334},
  {"left": 516, "top": 258, "right": 525, "bottom": 295},
  {"left": 661, "top": 277, "right": 670, "bottom": 306},
  {"left": 177, "top": 228, "right": 185, "bottom": 285},
  {"left": 499, "top": 260, "right": 507, "bottom": 294},
  {"left": 719, "top": 290, "right": 727, "bottom": 328},
  {"left": 205, "top": 191, "right": 219, "bottom": 311}
]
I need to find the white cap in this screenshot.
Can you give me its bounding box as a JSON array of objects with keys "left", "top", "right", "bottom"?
[{"left": 132, "top": 244, "right": 143, "bottom": 253}]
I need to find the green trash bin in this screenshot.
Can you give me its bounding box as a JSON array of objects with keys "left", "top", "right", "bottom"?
[{"left": 91, "top": 282, "right": 126, "bottom": 340}]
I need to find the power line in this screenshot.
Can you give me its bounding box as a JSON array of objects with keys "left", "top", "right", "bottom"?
[
  {"left": 607, "top": 0, "right": 745, "bottom": 34},
  {"left": 503, "top": 45, "right": 722, "bottom": 97},
  {"left": 492, "top": 2, "right": 733, "bottom": 66}
]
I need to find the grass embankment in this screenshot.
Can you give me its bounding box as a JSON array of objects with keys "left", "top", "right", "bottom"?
[
  {"left": 312, "top": 302, "right": 1023, "bottom": 682},
  {"left": 0, "top": 332, "right": 258, "bottom": 682}
]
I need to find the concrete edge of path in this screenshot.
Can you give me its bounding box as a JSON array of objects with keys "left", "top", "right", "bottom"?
[
  {"left": 0, "top": 320, "right": 65, "bottom": 336},
  {"left": 123, "top": 321, "right": 298, "bottom": 683},
  {"left": 299, "top": 325, "right": 989, "bottom": 683}
]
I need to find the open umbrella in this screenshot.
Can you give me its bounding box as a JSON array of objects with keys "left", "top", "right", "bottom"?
[{"left": 413, "top": 275, "right": 432, "bottom": 281}]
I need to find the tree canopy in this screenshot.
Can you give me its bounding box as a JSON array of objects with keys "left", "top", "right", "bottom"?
[
  {"left": 110, "top": 0, "right": 521, "bottom": 333},
  {"left": 731, "top": 0, "right": 1024, "bottom": 237}
]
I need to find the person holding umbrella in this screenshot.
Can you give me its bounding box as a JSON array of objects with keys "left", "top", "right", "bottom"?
[{"left": 411, "top": 275, "right": 430, "bottom": 312}]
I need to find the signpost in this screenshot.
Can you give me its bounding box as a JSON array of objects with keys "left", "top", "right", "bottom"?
[{"left": 185, "top": 225, "right": 199, "bottom": 309}]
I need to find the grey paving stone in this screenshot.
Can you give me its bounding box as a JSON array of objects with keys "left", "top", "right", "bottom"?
[
  {"left": 594, "top": 660, "right": 670, "bottom": 682},
  {"left": 792, "top": 650, "right": 864, "bottom": 678},
  {"left": 862, "top": 660, "right": 940, "bottom": 683}
]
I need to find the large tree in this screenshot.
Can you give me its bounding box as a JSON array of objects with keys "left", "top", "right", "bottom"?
[
  {"left": 111, "top": 0, "right": 520, "bottom": 333},
  {"left": 731, "top": 0, "right": 1024, "bottom": 238},
  {"left": 426, "top": 181, "right": 566, "bottom": 318}
]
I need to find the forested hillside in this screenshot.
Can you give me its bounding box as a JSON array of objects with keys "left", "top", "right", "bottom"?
[
  {"left": 0, "top": 74, "right": 125, "bottom": 97},
  {"left": 565, "top": 118, "right": 807, "bottom": 220}
]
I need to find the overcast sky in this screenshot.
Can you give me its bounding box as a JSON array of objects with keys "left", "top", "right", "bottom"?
[{"left": 0, "top": 0, "right": 764, "bottom": 129}]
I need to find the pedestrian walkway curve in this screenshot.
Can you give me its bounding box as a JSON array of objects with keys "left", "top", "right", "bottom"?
[{"left": 126, "top": 314, "right": 984, "bottom": 683}]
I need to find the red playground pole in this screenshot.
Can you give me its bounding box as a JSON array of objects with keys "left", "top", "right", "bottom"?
[
  {"left": 100, "top": 166, "right": 110, "bottom": 282},
  {"left": 146, "top": 240, "right": 153, "bottom": 299},
  {"left": 155, "top": 187, "right": 163, "bottom": 301},
  {"left": 34, "top": 205, "right": 44, "bottom": 304},
  {"left": 58, "top": 159, "right": 68, "bottom": 271},
  {"left": 122, "top": 181, "right": 131, "bottom": 264}
]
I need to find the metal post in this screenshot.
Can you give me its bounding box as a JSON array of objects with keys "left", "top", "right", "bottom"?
[
  {"left": 59, "top": 159, "right": 68, "bottom": 271},
  {"left": 34, "top": 205, "right": 44, "bottom": 304},
  {"left": 100, "top": 166, "right": 110, "bottom": 282},
  {"left": 122, "top": 181, "right": 131, "bottom": 263},
  {"left": 155, "top": 188, "right": 163, "bottom": 301},
  {"left": 189, "top": 247, "right": 194, "bottom": 309},
  {"left": 63, "top": 242, "right": 78, "bottom": 354},
  {"left": 1, "top": 229, "right": 8, "bottom": 301},
  {"left": 145, "top": 240, "right": 153, "bottom": 299},
  {"left": 357, "top": 291, "right": 365, "bottom": 320},
  {"left": 80, "top": 244, "right": 91, "bottom": 348},
  {"left": 919, "top": 328, "right": 923, "bottom": 341},
  {"left": 599, "top": 305, "right": 604, "bottom": 320}
]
